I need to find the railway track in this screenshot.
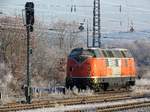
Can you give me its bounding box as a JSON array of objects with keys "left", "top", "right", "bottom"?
[
  {"left": 65, "top": 101, "right": 150, "bottom": 112},
  {"left": 4, "top": 90, "right": 129, "bottom": 105},
  {"left": 97, "top": 101, "right": 150, "bottom": 112},
  {"left": 0, "top": 91, "right": 146, "bottom": 112}
]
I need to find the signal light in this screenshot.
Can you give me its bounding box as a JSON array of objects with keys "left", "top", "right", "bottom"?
[
  {"left": 79, "top": 23, "right": 84, "bottom": 31},
  {"left": 25, "top": 2, "right": 34, "bottom": 32}
]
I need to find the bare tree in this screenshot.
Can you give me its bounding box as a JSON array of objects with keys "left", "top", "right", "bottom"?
[
  {"left": 31, "top": 20, "right": 85, "bottom": 86},
  {"left": 0, "top": 16, "right": 27, "bottom": 98},
  {"left": 0, "top": 16, "right": 86, "bottom": 99}
]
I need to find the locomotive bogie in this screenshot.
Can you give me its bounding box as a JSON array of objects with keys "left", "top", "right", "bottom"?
[{"left": 66, "top": 77, "right": 135, "bottom": 91}]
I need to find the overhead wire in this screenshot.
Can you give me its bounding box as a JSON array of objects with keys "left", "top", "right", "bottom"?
[{"left": 1, "top": 1, "right": 150, "bottom": 34}]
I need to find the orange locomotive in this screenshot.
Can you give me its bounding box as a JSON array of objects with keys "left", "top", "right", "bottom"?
[{"left": 66, "top": 48, "right": 136, "bottom": 90}]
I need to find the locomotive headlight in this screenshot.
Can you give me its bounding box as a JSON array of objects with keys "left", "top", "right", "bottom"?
[{"left": 88, "top": 65, "right": 91, "bottom": 71}]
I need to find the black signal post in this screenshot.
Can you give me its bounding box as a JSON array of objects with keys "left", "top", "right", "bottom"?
[
  {"left": 25, "top": 2, "right": 34, "bottom": 32},
  {"left": 25, "top": 2, "right": 34, "bottom": 104}
]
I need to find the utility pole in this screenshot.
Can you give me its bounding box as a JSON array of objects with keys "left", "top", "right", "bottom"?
[
  {"left": 25, "top": 2, "right": 34, "bottom": 104},
  {"left": 93, "top": 0, "right": 101, "bottom": 48},
  {"left": 87, "top": 19, "right": 89, "bottom": 48}
]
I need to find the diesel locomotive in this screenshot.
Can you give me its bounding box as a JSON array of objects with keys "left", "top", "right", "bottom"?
[{"left": 66, "top": 48, "right": 136, "bottom": 91}]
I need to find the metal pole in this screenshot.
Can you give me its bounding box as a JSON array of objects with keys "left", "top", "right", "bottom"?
[
  {"left": 87, "top": 19, "right": 89, "bottom": 48},
  {"left": 98, "top": 0, "right": 101, "bottom": 48},
  {"left": 93, "top": 0, "right": 96, "bottom": 47},
  {"left": 26, "top": 25, "right": 32, "bottom": 104},
  {"left": 25, "top": 2, "right": 34, "bottom": 104},
  {"left": 93, "top": 0, "right": 101, "bottom": 48}
]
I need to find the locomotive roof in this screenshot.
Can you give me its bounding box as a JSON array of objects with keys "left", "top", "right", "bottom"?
[
  {"left": 70, "top": 47, "right": 132, "bottom": 58},
  {"left": 72, "top": 47, "right": 128, "bottom": 51}
]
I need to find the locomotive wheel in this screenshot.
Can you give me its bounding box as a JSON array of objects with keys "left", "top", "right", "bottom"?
[
  {"left": 125, "top": 82, "right": 131, "bottom": 90},
  {"left": 101, "top": 83, "right": 109, "bottom": 91},
  {"left": 65, "top": 77, "right": 74, "bottom": 90},
  {"left": 129, "top": 81, "right": 135, "bottom": 86},
  {"left": 92, "top": 84, "right": 100, "bottom": 92}
]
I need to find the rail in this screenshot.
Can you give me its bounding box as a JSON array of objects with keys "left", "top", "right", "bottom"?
[{"left": 0, "top": 91, "right": 146, "bottom": 112}]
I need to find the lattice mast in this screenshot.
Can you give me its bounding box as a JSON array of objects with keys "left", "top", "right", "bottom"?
[{"left": 93, "top": 0, "right": 101, "bottom": 47}]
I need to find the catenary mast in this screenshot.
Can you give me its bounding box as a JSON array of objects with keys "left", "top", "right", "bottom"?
[{"left": 93, "top": 0, "right": 101, "bottom": 47}]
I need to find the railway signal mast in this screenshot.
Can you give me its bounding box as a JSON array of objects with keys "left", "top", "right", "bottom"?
[
  {"left": 93, "top": 0, "right": 101, "bottom": 48},
  {"left": 25, "top": 2, "right": 34, "bottom": 104}
]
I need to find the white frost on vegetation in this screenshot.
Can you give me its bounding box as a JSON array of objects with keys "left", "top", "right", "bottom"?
[
  {"left": 0, "top": 63, "right": 13, "bottom": 103},
  {"left": 132, "top": 78, "right": 150, "bottom": 95},
  {"left": 136, "top": 79, "right": 150, "bottom": 86},
  {"left": 0, "top": 63, "right": 13, "bottom": 87},
  {"left": 68, "top": 87, "right": 94, "bottom": 96},
  {"left": 32, "top": 86, "right": 94, "bottom": 100},
  {"left": 142, "top": 70, "right": 150, "bottom": 78}
]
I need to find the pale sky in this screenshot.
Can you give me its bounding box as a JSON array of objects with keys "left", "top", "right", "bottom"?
[{"left": 1, "top": 0, "right": 150, "bottom": 33}]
